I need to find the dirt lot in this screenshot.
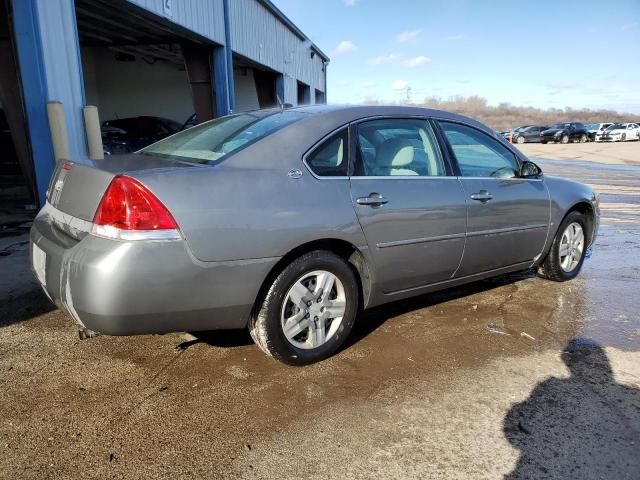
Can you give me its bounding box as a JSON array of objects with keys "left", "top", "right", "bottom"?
[
  {"left": 1, "top": 143, "right": 639, "bottom": 479},
  {"left": 518, "top": 140, "right": 640, "bottom": 165}
]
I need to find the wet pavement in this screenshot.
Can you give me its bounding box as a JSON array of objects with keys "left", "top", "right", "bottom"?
[{"left": 1, "top": 157, "right": 639, "bottom": 479}]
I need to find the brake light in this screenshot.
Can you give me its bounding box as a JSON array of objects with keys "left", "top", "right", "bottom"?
[{"left": 92, "top": 176, "right": 181, "bottom": 240}]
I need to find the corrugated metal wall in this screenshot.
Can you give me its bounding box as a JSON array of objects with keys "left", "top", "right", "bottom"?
[
  {"left": 127, "top": 0, "right": 226, "bottom": 45},
  {"left": 129, "top": 0, "right": 326, "bottom": 104},
  {"left": 228, "top": 0, "right": 326, "bottom": 99}
]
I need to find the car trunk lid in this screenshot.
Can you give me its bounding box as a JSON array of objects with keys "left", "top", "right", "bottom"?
[{"left": 45, "top": 155, "right": 199, "bottom": 238}]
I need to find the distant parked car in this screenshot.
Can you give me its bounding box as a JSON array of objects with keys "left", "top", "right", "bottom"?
[
  {"left": 595, "top": 123, "right": 640, "bottom": 142},
  {"left": 500, "top": 125, "right": 533, "bottom": 141},
  {"left": 101, "top": 116, "right": 182, "bottom": 153},
  {"left": 509, "top": 125, "right": 549, "bottom": 144},
  {"left": 31, "top": 105, "right": 600, "bottom": 365},
  {"left": 540, "top": 123, "right": 589, "bottom": 144},
  {"left": 585, "top": 123, "right": 613, "bottom": 141}
]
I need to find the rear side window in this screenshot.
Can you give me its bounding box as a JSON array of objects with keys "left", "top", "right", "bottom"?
[
  {"left": 140, "top": 111, "right": 307, "bottom": 164},
  {"left": 439, "top": 121, "right": 520, "bottom": 178},
  {"left": 305, "top": 129, "right": 348, "bottom": 177}
]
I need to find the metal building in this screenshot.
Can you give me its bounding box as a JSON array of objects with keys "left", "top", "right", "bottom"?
[{"left": 0, "top": 0, "right": 328, "bottom": 213}]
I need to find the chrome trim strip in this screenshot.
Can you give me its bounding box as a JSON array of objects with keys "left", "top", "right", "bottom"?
[
  {"left": 91, "top": 225, "right": 183, "bottom": 241},
  {"left": 377, "top": 232, "right": 465, "bottom": 248},
  {"left": 466, "top": 224, "right": 547, "bottom": 237}
]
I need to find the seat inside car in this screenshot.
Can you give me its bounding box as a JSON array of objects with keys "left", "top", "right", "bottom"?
[{"left": 370, "top": 138, "right": 419, "bottom": 176}]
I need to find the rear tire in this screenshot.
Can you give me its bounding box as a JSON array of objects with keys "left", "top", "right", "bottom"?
[
  {"left": 537, "top": 211, "right": 589, "bottom": 282},
  {"left": 580, "top": 134, "right": 587, "bottom": 143},
  {"left": 561, "top": 135, "right": 569, "bottom": 144},
  {"left": 249, "top": 250, "right": 359, "bottom": 365}
]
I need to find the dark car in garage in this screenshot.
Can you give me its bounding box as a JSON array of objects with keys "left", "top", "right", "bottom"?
[
  {"left": 102, "top": 116, "right": 182, "bottom": 153},
  {"left": 509, "top": 125, "right": 549, "bottom": 144},
  {"left": 540, "top": 122, "right": 589, "bottom": 144}
]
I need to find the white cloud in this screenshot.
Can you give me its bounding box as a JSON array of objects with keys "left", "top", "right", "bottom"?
[
  {"left": 343, "top": 0, "right": 356, "bottom": 5},
  {"left": 396, "top": 29, "right": 422, "bottom": 43},
  {"left": 367, "top": 54, "right": 400, "bottom": 66},
  {"left": 445, "top": 34, "right": 466, "bottom": 41},
  {"left": 334, "top": 40, "right": 357, "bottom": 55},
  {"left": 392, "top": 80, "right": 409, "bottom": 91},
  {"left": 403, "top": 55, "right": 431, "bottom": 67}
]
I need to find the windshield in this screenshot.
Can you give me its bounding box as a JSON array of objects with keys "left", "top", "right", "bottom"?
[
  {"left": 585, "top": 123, "right": 598, "bottom": 130},
  {"left": 605, "top": 124, "right": 624, "bottom": 131},
  {"left": 139, "top": 110, "right": 308, "bottom": 163}
]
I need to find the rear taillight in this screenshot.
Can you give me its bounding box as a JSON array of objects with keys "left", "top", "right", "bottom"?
[{"left": 92, "top": 176, "right": 181, "bottom": 241}]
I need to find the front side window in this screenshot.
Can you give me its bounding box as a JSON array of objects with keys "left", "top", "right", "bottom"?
[
  {"left": 140, "top": 111, "right": 307, "bottom": 164},
  {"left": 439, "top": 121, "right": 520, "bottom": 178},
  {"left": 305, "top": 129, "right": 348, "bottom": 177},
  {"left": 354, "top": 118, "right": 445, "bottom": 177}
]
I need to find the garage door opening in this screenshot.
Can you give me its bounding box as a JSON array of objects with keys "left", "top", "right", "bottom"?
[
  {"left": 76, "top": 0, "right": 217, "bottom": 154},
  {"left": 297, "top": 80, "right": 310, "bottom": 105},
  {"left": 233, "top": 56, "right": 279, "bottom": 112},
  {"left": 0, "top": 0, "right": 36, "bottom": 225},
  {"left": 315, "top": 88, "right": 325, "bottom": 105}
]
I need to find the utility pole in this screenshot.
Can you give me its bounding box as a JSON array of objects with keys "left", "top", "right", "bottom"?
[{"left": 405, "top": 86, "right": 412, "bottom": 104}]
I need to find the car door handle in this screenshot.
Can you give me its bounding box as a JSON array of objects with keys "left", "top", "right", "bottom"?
[
  {"left": 470, "top": 190, "right": 493, "bottom": 203},
  {"left": 356, "top": 193, "right": 388, "bottom": 206}
]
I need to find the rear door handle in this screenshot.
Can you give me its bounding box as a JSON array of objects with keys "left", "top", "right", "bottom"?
[
  {"left": 470, "top": 190, "right": 493, "bottom": 203},
  {"left": 356, "top": 193, "right": 388, "bottom": 206}
]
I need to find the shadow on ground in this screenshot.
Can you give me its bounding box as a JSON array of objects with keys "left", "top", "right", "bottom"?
[
  {"left": 183, "top": 269, "right": 535, "bottom": 352},
  {"left": 0, "top": 289, "right": 54, "bottom": 328},
  {"left": 504, "top": 339, "right": 640, "bottom": 479}
]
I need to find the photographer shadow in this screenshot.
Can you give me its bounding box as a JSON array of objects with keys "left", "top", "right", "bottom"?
[{"left": 504, "top": 339, "right": 640, "bottom": 479}]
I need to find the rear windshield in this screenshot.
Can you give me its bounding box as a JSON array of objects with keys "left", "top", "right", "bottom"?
[{"left": 139, "top": 110, "right": 308, "bottom": 164}]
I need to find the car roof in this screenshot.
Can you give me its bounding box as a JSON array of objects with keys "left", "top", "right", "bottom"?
[{"left": 267, "top": 104, "right": 492, "bottom": 133}]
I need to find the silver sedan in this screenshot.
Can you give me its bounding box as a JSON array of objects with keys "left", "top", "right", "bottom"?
[{"left": 30, "top": 105, "right": 599, "bottom": 365}]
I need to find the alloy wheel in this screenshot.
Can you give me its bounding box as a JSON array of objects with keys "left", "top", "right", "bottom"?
[
  {"left": 280, "top": 270, "right": 346, "bottom": 349},
  {"left": 559, "top": 222, "right": 584, "bottom": 272}
]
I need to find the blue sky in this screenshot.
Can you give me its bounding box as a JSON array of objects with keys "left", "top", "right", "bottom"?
[{"left": 273, "top": 0, "right": 640, "bottom": 113}]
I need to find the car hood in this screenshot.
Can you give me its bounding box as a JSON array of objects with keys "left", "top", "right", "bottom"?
[
  {"left": 603, "top": 129, "right": 624, "bottom": 135},
  {"left": 542, "top": 128, "right": 564, "bottom": 135}
]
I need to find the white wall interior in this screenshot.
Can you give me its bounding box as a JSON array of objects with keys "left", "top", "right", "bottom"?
[
  {"left": 233, "top": 67, "right": 260, "bottom": 112},
  {"left": 81, "top": 46, "right": 193, "bottom": 124}
]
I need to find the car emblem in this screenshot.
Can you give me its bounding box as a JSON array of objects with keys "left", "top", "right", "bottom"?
[
  {"left": 287, "top": 169, "right": 303, "bottom": 179},
  {"left": 54, "top": 179, "right": 64, "bottom": 192}
]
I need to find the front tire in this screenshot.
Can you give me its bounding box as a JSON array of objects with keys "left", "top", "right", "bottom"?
[
  {"left": 249, "top": 250, "right": 359, "bottom": 365},
  {"left": 580, "top": 134, "right": 587, "bottom": 143},
  {"left": 517, "top": 136, "right": 525, "bottom": 144},
  {"left": 537, "top": 211, "right": 589, "bottom": 281},
  {"left": 560, "top": 135, "right": 569, "bottom": 144}
]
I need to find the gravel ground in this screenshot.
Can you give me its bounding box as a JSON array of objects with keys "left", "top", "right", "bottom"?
[{"left": 1, "top": 151, "right": 639, "bottom": 479}]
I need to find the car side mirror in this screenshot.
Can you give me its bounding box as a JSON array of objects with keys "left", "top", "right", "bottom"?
[{"left": 521, "top": 160, "right": 542, "bottom": 178}]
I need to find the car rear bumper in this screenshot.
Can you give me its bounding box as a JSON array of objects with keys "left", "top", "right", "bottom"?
[{"left": 30, "top": 207, "right": 277, "bottom": 335}]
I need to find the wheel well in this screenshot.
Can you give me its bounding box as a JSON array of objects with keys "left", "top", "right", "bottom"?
[
  {"left": 567, "top": 201, "right": 595, "bottom": 244},
  {"left": 250, "top": 239, "right": 371, "bottom": 319}
]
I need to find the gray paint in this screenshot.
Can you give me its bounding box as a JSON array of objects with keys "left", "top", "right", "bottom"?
[{"left": 30, "top": 106, "right": 600, "bottom": 335}]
